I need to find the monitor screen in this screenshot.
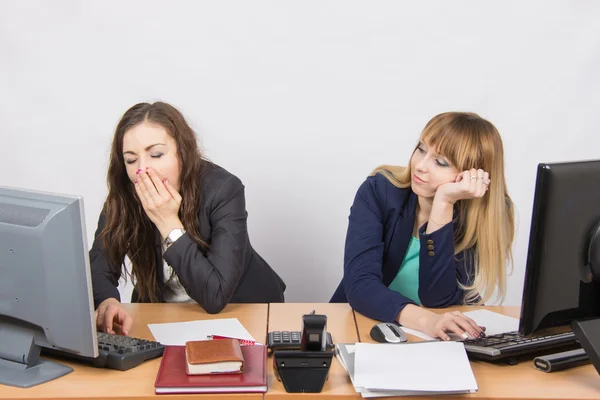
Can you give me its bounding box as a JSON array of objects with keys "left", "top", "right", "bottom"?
[
  {"left": 519, "top": 160, "right": 600, "bottom": 336},
  {"left": 0, "top": 186, "right": 97, "bottom": 388}
]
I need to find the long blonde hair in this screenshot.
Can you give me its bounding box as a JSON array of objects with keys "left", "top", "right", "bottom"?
[{"left": 373, "top": 112, "right": 515, "bottom": 305}]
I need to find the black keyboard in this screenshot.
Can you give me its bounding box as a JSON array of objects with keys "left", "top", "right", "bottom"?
[
  {"left": 42, "top": 332, "right": 165, "bottom": 370},
  {"left": 462, "top": 330, "right": 578, "bottom": 362}
]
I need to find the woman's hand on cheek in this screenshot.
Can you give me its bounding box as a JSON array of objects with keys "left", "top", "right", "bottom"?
[
  {"left": 134, "top": 168, "right": 184, "bottom": 238},
  {"left": 435, "top": 169, "right": 491, "bottom": 205}
]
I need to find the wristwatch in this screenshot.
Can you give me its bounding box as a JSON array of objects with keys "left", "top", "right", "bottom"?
[{"left": 164, "top": 228, "right": 186, "bottom": 247}]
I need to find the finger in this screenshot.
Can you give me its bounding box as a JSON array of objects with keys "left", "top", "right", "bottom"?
[
  {"left": 483, "top": 172, "right": 491, "bottom": 187},
  {"left": 477, "top": 169, "right": 484, "bottom": 181},
  {"left": 437, "top": 329, "right": 452, "bottom": 341},
  {"left": 469, "top": 168, "right": 478, "bottom": 187},
  {"left": 476, "top": 169, "right": 486, "bottom": 196},
  {"left": 120, "top": 312, "right": 134, "bottom": 336},
  {"left": 463, "top": 315, "right": 484, "bottom": 335},
  {"left": 140, "top": 168, "right": 159, "bottom": 192},
  {"left": 146, "top": 168, "right": 170, "bottom": 199},
  {"left": 139, "top": 171, "right": 160, "bottom": 207},
  {"left": 137, "top": 175, "right": 155, "bottom": 209},
  {"left": 452, "top": 316, "right": 480, "bottom": 338},
  {"left": 459, "top": 170, "right": 471, "bottom": 187},
  {"left": 103, "top": 307, "right": 118, "bottom": 334},
  {"left": 163, "top": 178, "right": 182, "bottom": 204},
  {"left": 134, "top": 180, "right": 150, "bottom": 210},
  {"left": 444, "top": 320, "right": 467, "bottom": 339},
  {"left": 458, "top": 314, "right": 484, "bottom": 337}
]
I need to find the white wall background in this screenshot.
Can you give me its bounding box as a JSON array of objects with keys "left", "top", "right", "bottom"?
[{"left": 1, "top": 0, "right": 599, "bottom": 306}]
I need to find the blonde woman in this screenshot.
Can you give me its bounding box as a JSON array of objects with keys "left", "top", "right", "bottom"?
[{"left": 331, "top": 112, "right": 514, "bottom": 341}]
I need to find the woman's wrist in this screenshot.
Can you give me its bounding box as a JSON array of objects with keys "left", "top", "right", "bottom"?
[
  {"left": 397, "top": 304, "right": 436, "bottom": 331},
  {"left": 433, "top": 190, "right": 457, "bottom": 207},
  {"left": 432, "top": 195, "right": 455, "bottom": 211},
  {"left": 158, "top": 218, "right": 184, "bottom": 240},
  {"left": 426, "top": 199, "right": 454, "bottom": 233}
]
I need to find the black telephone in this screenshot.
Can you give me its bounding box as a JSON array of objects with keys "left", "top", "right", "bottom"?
[{"left": 271, "top": 311, "right": 333, "bottom": 393}]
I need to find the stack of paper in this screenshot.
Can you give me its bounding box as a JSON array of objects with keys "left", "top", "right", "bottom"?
[
  {"left": 147, "top": 318, "right": 256, "bottom": 345},
  {"left": 336, "top": 342, "right": 478, "bottom": 398}
]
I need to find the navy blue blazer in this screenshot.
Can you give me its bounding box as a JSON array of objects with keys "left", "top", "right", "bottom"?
[{"left": 330, "top": 173, "right": 475, "bottom": 322}]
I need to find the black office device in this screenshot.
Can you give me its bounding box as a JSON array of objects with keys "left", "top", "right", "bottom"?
[
  {"left": 463, "top": 331, "right": 578, "bottom": 362},
  {"left": 533, "top": 348, "right": 590, "bottom": 372},
  {"left": 302, "top": 313, "right": 328, "bottom": 351},
  {"left": 370, "top": 322, "right": 408, "bottom": 343},
  {"left": 268, "top": 331, "right": 334, "bottom": 351},
  {"left": 463, "top": 160, "right": 600, "bottom": 364},
  {"left": 272, "top": 312, "right": 332, "bottom": 393},
  {"left": 572, "top": 318, "right": 600, "bottom": 375},
  {"left": 43, "top": 332, "right": 165, "bottom": 371},
  {"left": 273, "top": 350, "right": 334, "bottom": 393}
]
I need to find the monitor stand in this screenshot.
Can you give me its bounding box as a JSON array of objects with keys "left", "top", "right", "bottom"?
[
  {"left": 572, "top": 318, "right": 600, "bottom": 375},
  {"left": 0, "top": 324, "right": 73, "bottom": 388}
]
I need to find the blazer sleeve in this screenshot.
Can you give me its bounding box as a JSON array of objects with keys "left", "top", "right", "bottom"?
[
  {"left": 343, "top": 177, "right": 417, "bottom": 322},
  {"left": 163, "top": 175, "right": 249, "bottom": 314},
  {"left": 417, "top": 222, "right": 475, "bottom": 307},
  {"left": 89, "top": 207, "right": 122, "bottom": 308}
]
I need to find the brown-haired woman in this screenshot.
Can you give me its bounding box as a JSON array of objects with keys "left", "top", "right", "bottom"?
[{"left": 90, "top": 102, "right": 285, "bottom": 335}]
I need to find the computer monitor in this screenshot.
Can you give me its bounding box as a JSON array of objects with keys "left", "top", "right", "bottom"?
[
  {"left": 519, "top": 160, "right": 600, "bottom": 336},
  {"left": 0, "top": 186, "right": 98, "bottom": 388}
]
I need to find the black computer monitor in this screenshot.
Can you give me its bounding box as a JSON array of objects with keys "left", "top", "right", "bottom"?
[
  {"left": 519, "top": 160, "right": 600, "bottom": 336},
  {"left": 0, "top": 186, "right": 98, "bottom": 388}
]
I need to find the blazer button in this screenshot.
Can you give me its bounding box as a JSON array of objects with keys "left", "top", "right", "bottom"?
[
  {"left": 427, "top": 245, "right": 434, "bottom": 250},
  {"left": 428, "top": 251, "right": 435, "bottom": 256},
  {"left": 427, "top": 239, "right": 434, "bottom": 245}
]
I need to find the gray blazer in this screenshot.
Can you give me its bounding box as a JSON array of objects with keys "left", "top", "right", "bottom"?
[{"left": 90, "top": 162, "right": 286, "bottom": 313}]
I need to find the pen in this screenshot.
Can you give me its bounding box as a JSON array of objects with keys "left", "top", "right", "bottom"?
[{"left": 208, "top": 335, "right": 263, "bottom": 346}]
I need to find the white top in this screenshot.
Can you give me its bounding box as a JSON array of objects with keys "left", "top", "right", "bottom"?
[{"left": 162, "top": 243, "right": 195, "bottom": 303}]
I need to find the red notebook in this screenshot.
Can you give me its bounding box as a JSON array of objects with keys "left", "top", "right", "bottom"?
[{"left": 154, "top": 345, "right": 267, "bottom": 394}]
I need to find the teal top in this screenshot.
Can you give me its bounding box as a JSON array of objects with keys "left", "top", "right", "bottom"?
[{"left": 388, "top": 236, "right": 422, "bottom": 305}]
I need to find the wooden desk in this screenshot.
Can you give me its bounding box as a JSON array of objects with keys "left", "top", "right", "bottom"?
[
  {"left": 4, "top": 304, "right": 599, "bottom": 400},
  {"left": 266, "top": 303, "right": 359, "bottom": 400},
  {"left": 354, "top": 306, "right": 600, "bottom": 400},
  {"left": 2, "top": 303, "right": 268, "bottom": 400}
]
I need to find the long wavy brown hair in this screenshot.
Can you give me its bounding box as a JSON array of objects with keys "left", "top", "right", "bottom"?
[
  {"left": 373, "top": 112, "right": 515, "bottom": 305},
  {"left": 101, "top": 102, "right": 207, "bottom": 302}
]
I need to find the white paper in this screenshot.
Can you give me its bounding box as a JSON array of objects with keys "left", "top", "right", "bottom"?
[
  {"left": 353, "top": 342, "right": 478, "bottom": 393},
  {"left": 401, "top": 309, "right": 520, "bottom": 340},
  {"left": 147, "top": 318, "right": 256, "bottom": 345}
]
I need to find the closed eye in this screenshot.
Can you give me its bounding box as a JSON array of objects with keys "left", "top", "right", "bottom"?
[
  {"left": 436, "top": 159, "right": 449, "bottom": 167},
  {"left": 150, "top": 153, "right": 164, "bottom": 159},
  {"left": 125, "top": 159, "right": 137, "bottom": 165}
]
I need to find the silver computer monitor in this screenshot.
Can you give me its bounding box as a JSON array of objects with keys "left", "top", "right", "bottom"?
[{"left": 0, "top": 186, "right": 98, "bottom": 388}]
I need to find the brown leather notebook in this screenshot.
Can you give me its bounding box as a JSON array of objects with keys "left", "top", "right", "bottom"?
[{"left": 185, "top": 339, "right": 245, "bottom": 375}]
